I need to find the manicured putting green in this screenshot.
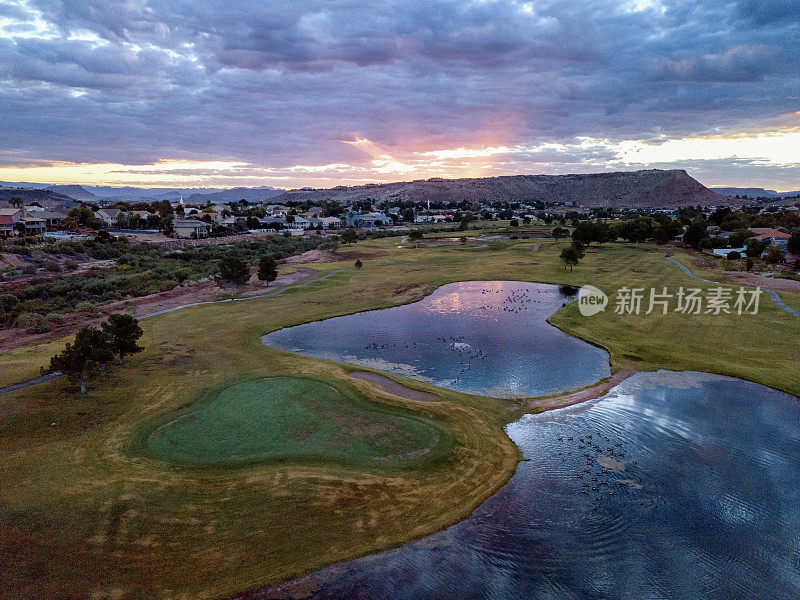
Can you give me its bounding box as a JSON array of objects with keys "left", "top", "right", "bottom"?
[{"left": 146, "top": 376, "right": 446, "bottom": 467}]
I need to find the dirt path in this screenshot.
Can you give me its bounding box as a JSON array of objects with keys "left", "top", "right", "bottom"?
[{"left": 523, "top": 369, "right": 639, "bottom": 413}]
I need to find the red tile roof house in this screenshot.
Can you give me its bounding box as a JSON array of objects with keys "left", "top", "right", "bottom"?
[
  {"left": 0, "top": 215, "right": 13, "bottom": 238},
  {"left": 750, "top": 228, "right": 791, "bottom": 252}
]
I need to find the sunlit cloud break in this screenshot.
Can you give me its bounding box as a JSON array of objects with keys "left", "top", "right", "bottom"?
[{"left": 0, "top": 0, "right": 798, "bottom": 190}]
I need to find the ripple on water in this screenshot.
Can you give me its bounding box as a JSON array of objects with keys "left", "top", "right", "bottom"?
[{"left": 266, "top": 371, "right": 800, "bottom": 600}]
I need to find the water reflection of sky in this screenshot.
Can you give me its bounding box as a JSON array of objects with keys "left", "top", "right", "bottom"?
[
  {"left": 263, "top": 371, "right": 800, "bottom": 600},
  {"left": 262, "top": 281, "right": 610, "bottom": 397}
]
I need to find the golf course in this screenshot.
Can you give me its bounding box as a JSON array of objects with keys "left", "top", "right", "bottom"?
[{"left": 2, "top": 233, "right": 799, "bottom": 599}]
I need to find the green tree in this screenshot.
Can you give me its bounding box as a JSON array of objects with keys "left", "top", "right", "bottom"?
[
  {"left": 408, "top": 230, "right": 424, "bottom": 246},
  {"left": 49, "top": 327, "right": 114, "bottom": 394},
  {"left": 354, "top": 259, "right": 363, "bottom": 269},
  {"left": 218, "top": 256, "right": 250, "bottom": 285},
  {"left": 552, "top": 226, "right": 568, "bottom": 240},
  {"left": 745, "top": 238, "right": 767, "bottom": 258},
  {"left": 560, "top": 245, "right": 581, "bottom": 271},
  {"left": 341, "top": 229, "right": 358, "bottom": 245},
  {"left": 729, "top": 229, "right": 755, "bottom": 248},
  {"left": 571, "top": 222, "right": 596, "bottom": 246},
  {"left": 570, "top": 240, "right": 586, "bottom": 259},
  {"left": 683, "top": 220, "right": 707, "bottom": 249},
  {"left": 509, "top": 219, "right": 519, "bottom": 227},
  {"left": 101, "top": 313, "right": 143, "bottom": 364},
  {"left": 257, "top": 255, "right": 278, "bottom": 282}
]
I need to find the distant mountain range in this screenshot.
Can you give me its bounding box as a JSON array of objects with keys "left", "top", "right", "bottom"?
[
  {"left": 8, "top": 172, "right": 796, "bottom": 210},
  {"left": 711, "top": 187, "right": 800, "bottom": 199},
  {"left": 273, "top": 169, "right": 732, "bottom": 208},
  {"left": 0, "top": 182, "right": 283, "bottom": 203}
]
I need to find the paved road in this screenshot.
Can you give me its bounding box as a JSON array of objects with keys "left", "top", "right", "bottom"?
[
  {"left": 666, "top": 255, "right": 799, "bottom": 317},
  {"left": 765, "top": 288, "right": 800, "bottom": 317},
  {"left": 0, "top": 371, "right": 62, "bottom": 394}
]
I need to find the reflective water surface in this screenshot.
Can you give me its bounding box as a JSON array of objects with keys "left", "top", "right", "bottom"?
[
  {"left": 261, "top": 371, "right": 800, "bottom": 600},
  {"left": 262, "top": 281, "right": 610, "bottom": 398}
]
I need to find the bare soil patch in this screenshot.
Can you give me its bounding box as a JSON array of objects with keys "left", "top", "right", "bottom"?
[
  {"left": 349, "top": 371, "right": 439, "bottom": 402},
  {"left": 336, "top": 249, "right": 387, "bottom": 260},
  {"left": 283, "top": 250, "right": 339, "bottom": 264},
  {"left": 722, "top": 271, "right": 800, "bottom": 293}
]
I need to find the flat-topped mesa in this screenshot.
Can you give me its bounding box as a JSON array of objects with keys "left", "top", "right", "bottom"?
[{"left": 272, "top": 169, "right": 733, "bottom": 208}]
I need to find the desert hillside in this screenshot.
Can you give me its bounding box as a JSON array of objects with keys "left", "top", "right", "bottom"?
[{"left": 273, "top": 169, "right": 732, "bottom": 208}]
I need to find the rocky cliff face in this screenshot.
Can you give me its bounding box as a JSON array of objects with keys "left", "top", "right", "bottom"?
[{"left": 273, "top": 169, "right": 733, "bottom": 208}]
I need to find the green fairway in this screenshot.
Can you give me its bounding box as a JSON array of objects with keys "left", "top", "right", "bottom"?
[{"left": 145, "top": 376, "right": 447, "bottom": 467}]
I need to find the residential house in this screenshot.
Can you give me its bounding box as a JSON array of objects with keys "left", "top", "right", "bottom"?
[
  {"left": 414, "top": 214, "right": 451, "bottom": 223},
  {"left": 20, "top": 214, "right": 46, "bottom": 235},
  {"left": 95, "top": 208, "right": 122, "bottom": 227},
  {"left": 750, "top": 228, "right": 791, "bottom": 252},
  {"left": 258, "top": 217, "right": 287, "bottom": 229},
  {"left": 265, "top": 205, "right": 288, "bottom": 218},
  {"left": 0, "top": 208, "right": 23, "bottom": 225},
  {"left": 0, "top": 215, "right": 12, "bottom": 238},
  {"left": 343, "top": 211, "right": 391, "bottom": 228},
  {"left": 173, "top": 218, "right": 212, "bottom": 239},
  {"left": 318, "top": 216, "right": 342, "bottom": 229},
  {"left": 0, "top": 207, "right": 46, "bottom": 234},
  {"left": 199, "top": 211, "right": 222, "bottom": 223},
  {"left": 292, "top": 216, "right": 312, "bottom": 229},
  {"left": 27, "top": 208, "right": 67, "bottom": 230}
]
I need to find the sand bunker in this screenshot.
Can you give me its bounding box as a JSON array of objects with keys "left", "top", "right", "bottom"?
[{"left": 350, "top": 371, "right": 438, "bottom": 402}]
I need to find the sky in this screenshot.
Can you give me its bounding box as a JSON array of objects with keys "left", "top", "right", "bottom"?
[{"left": 0, "top": 0, "right": 798, "bottom": 191}]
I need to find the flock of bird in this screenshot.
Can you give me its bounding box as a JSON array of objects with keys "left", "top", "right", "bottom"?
[
  {"left": 355, "top": 285, "right": 564, "bottom": 383},
  {"left": 555, "top": 429, "right": 664, "bottom": 511}
]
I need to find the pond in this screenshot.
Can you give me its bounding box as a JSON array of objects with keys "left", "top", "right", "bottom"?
[
  {"left": 262, "top": 371, "right": 800, "bottom": 600},
  {"left": 262, "top": 281, "right": 610, "bottom": 398}
]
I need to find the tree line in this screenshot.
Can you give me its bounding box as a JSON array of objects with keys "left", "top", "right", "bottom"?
[{"left": 47, "top": 314, "right": 144, "bottom": 394}]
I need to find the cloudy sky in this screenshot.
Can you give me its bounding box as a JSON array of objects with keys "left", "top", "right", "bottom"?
[{"left": 0, "top": 0, "right": 798, "bottom": 190}]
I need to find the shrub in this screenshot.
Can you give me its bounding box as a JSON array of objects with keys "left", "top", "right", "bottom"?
[
  {"left": 15, "top": 312, "right": 50, "bottom": 333},
  {"left": 64, "top": 259, "right": 78, "bottom": 270},
  {"left": 46, "top": 312, "right": 64, "bottom": 325},
  {"left": 75, "top": 301, "right": 96, "bottom": 313},
  {"left": 727, "top": 251, "right": 741, "bottom": 260}
]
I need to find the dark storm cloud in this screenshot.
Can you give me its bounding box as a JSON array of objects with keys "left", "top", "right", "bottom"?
[{"left": 1, "top": 0, "right": 798, "bottom": 180}]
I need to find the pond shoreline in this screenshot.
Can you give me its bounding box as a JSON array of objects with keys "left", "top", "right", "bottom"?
[{"left": 523, "top": 368, "right": 639, "bottom": 413}]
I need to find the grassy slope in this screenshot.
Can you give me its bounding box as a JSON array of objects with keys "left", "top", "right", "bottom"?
[
  {"left": 1, "top": 235, "right": 798, "bottom": 599},
  {"left": 0, "top": 339, "right": 63, "bottom": 388}
]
